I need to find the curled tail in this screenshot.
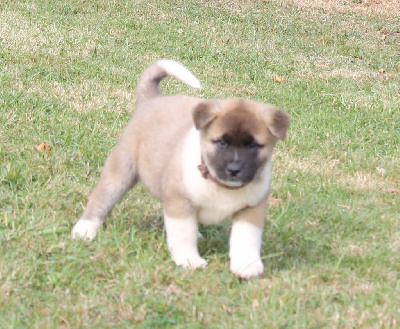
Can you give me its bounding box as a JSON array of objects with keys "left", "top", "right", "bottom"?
[{"left": 136, "top": 60, "right": 201, "bottom": 105}]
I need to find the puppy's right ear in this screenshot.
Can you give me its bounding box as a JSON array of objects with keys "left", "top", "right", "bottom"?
[{"left": 193, "top": 101, "right": 220, "bottom": 130}]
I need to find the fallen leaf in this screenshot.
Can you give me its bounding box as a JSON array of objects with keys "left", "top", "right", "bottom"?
[
  {"left": 217, "top": 39, "right": 230, "bottom": 45},
  {"left": 378, "top": 68, "right": 386, "bottom": 74},
  {"left": 269, "top": 197, "right": 283, "bottom": 207},
  {"left": 36, "top": 142, "right": 51, "bottom": 151},
  {"left": 386, "top": 188, "right": 400, "bottom": 194},
  {"left": 273, "top": 75, "right": 285, "bottom": 83}
]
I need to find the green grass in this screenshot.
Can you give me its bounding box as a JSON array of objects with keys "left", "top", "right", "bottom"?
[{"left": 1, "top": 0, "right": 399, "bottom": 327}]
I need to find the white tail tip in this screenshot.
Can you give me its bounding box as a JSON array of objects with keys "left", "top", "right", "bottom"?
[{"left": 157, "top": 60, "right": 202, "bottom": 90}]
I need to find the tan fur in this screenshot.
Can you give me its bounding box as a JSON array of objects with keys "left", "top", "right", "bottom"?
[{"left": 72, "top": 60, "right": 290, "bottom": 279}]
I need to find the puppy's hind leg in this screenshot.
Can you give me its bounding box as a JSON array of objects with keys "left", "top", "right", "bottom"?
[{"left": 72, "top": 146, "right": 138, "bottom": 240}]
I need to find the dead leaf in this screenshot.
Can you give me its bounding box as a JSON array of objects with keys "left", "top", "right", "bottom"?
[
  {"left": 269, "top": 197, "right": 283, "bottom": 207},
  {"left": 36, "top": 142, "right": 51, "bottom": 151},
  {"left": 378, "top": 68, "right": 386, "bottom": 74},
  {"left": 273, "top": 75, "right": 285, "bottom": 83},
  {"left": 386, "top": 188, "right": 400, "bottom": 194},
  {"left": 217, "top": 39, "right": 230, "bottom": 45}
]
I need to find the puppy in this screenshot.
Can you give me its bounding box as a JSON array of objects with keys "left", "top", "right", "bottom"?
[{"left": 72, "top": 60, "right": 290, "bottom": 279}]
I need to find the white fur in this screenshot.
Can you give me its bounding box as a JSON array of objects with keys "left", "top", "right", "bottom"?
[
  {"left": 182, "top": 128, "right": 270, "bottom": 278},
  {"left": 158, "top": 60, "right": 202, "bottom": 90},
  {"left": 71, "top": 218, "right": 102, "bottom": 240},
  {"left": 164, "top": 214, "right": 207, "bottom": 269},
  {"left": 182, "top": 127, "right": 271, "bottom": 225},
  {"left": 229, "top": 220, "right": 264, "bottom": 279}
]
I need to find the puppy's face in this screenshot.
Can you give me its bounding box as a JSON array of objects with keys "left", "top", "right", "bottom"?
[{"left": 193, "top": 99, "right": 290, "bottom": 188}]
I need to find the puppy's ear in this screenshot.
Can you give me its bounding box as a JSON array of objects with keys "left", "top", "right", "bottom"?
[
  {"left": 263, "top": 105, "right": 290, "bottom": 140},
  {"left": 193, "top": 101, "right": 220, "bottom": 130}
]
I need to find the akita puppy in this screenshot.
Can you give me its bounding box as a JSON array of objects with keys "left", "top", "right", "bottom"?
[{"left": 72, "top": 60, "right": 290, "bottom": 279}]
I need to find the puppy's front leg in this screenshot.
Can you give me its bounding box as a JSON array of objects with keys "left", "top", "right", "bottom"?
[
  {"left": 72, "top": 145, "right": 137, "bottom": 240},
  {"left": 229, "top": 197, "right": 267, "bottom": 279},
  {"left": 164, "top": 209, "right": 207, "bottom": 269}
]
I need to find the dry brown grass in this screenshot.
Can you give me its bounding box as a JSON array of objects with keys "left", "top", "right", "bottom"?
[
  {"left": 12, "top": 79, "right": 134, "bottom": 112},
  {"left": 275, "top": 152, "right": 397, "bottom": 192},
  {"left": 0, "top": 11, "right": 46, "bottom": 53},
  {"left": 197, "top": 0, "right": 400, "bottom": 18},
  {"left": 271, "top": 0, "right": 400, "bottom": 18}
]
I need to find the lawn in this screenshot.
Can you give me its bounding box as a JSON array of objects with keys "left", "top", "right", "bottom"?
[{"left": 1, "top": 0, "right": 399, "bottom": 327}]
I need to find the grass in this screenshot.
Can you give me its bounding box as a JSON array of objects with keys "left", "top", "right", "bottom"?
[{"left": 1, "top": 0, "right": 399, "bottom": 327}]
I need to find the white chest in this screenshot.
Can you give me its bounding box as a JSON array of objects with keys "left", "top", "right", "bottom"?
[{"left": 195, "top": 188, "right": 255, "bottom": 225}]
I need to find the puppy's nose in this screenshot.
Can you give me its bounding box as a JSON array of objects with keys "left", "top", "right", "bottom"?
[{"left": 226, "top": 163, "right": 242, "bottom": 177}]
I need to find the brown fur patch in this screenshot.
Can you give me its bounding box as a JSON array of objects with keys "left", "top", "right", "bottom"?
[
  {"left": 193, "top": 101, "right": 220, "bottom": 129},
  {"left": 217, "top": 103, "right": 266, "bottom": 141},
  {"left": 263, "top": 105, "right": 291, "bottom": 141}
]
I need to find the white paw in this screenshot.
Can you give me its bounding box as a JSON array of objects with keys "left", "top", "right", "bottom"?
[
  {"left": 230, "top": 259, "right": 264, "bottom": 279},
  {"left": 173, "top": 253, "right": 207, "bottom": 269},
  {"left": 71, "top": 218, "right": 100, "bottom": 240}
]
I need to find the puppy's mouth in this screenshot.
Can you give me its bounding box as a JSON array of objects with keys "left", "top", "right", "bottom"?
[
  {"left": 198, "top": 158, "right": 248, "bottom": 190},
  {"left": 212, "top": 173, "right": 249, "bottom": 189},
  {"left": 215, "top": 179, "right": 246, "bottom": 188},
  {"left": 214, "top": 163, "right": 254, "bottom": 188}
]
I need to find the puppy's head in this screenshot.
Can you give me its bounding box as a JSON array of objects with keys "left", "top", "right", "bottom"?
[{"left": 193, "top": 99, "right": 290, "bottom": 188}]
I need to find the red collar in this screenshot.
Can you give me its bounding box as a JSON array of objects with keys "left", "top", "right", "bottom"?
[{"left": 197, "top": 157, "right": 244, "bottom": 190}]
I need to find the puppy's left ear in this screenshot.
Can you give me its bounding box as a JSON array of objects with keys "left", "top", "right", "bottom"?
[
  {"left": 193, "top": 101, "right": 221, "bottom": 130},
  {"left": 263, "top": 105, "right": 290, "bottom": 140}
]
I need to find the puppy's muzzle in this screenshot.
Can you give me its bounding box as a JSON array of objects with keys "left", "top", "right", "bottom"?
[{"left": 226, "top": 162, "right": 242, "bottom": 178}]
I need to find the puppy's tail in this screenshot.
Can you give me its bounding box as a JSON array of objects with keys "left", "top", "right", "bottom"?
[{"left": 136, "top": 60, "right": 201, "bottom": 104}]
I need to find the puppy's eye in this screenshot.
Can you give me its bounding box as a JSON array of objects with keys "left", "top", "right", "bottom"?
[
  {"left": 246, "top": 140, "right": 261, "bottom": 150},
  {"left": 214, "top": 138, "right": 228, "bottom": 148}
]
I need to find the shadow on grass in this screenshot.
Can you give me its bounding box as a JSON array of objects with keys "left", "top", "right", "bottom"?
[
  {"left": 123, "top": 205, "right": 337, "bottom": 273},
  {"left": 108, "top": 177, "right": 389, "bottom": 275}
]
